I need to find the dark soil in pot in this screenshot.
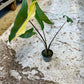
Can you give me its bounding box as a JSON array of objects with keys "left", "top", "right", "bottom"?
[{"left": 41, "top": 49, "right": 53, "bottom": 62}]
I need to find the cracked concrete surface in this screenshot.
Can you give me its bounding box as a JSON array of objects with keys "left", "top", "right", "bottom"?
[{"left": 0, "top": 0, "right": 84, "bottom": 84}]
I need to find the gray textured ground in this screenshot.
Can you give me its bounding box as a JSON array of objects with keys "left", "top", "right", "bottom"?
[{"left": 0, "top": 0, "right": 84, "bottom": 84}]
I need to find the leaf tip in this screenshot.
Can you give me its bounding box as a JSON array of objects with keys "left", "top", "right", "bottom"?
[
  {"left": 9, "top": 35, "right": 11, "bottom": 42},
  {"left": 51, "top": 22, "right": 54, "bottom": 25}
]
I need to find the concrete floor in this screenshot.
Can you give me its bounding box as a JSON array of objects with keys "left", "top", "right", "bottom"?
[{"left": 0, "top": 0, "right": 84, "bottom": 84}]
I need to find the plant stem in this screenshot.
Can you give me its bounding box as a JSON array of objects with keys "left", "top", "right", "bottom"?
[
  {"left": 43, "top": 30, "right": 47, "bottom": 44},
  {"left": 48, "top": 21, "right": 66, "bottom": 50},
  {"left": 29, "top": 20, "right": 47, "bottom": 50}
]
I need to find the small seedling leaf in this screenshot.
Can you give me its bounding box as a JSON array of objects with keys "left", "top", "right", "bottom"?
[{"left": 63, "top": 15, "right": 73, "bottom": 23}]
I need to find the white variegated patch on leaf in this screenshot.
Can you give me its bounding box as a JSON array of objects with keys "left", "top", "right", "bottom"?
[{"left": 9, "top": 0, "right": 36, "bottom": 42}]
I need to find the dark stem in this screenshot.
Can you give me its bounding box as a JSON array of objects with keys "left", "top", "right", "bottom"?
[
  {"left": 48, "top": 21, "right": 66, "bottom": 50},
  {"left": 43, "top": 30, "right": 47, "bottom": 44},
  {"left": 29, "top": 20, "right": 47, "bottom": 50}
]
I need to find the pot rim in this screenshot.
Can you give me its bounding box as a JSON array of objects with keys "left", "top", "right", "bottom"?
[{"left": 41, "top": 49, "right": 53, "bottom": 58}]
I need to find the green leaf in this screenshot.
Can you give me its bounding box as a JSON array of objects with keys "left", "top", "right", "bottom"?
[
  {"left": 35, "top": 11, "right": 44, "bottom": 30},
  {"left": 9, "top": 1, "right": 36, "bottom": 42},
  {"left": 63, "top": 15, "right": 66, "bottom": 18},
  {"left": 32, "top": 0, "right": 53, "bottom": 24},
  {"left": 35, "top": 2, "right": 53, "bottom": 24},
  {"left": 19, "top": 28, "right": 36, "bottom": 38},
  {"left": 32, "top": 0, "right": 36, "bottom": 2},
  {"left": 9, "top": 0, "right": 28, "bottom": 42},
  {"left": 67, "top": 17, "right": 73, "bottom": 23},
  {"left": 63, "top": 15, "right": 73, "bottom": 23}
]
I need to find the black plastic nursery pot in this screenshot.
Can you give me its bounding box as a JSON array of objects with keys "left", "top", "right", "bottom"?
[{"left": 41, "top": 49, "right": 53, "bottom": 62}]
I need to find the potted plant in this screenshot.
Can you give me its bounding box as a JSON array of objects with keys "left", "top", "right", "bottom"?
[{"left": 9, "top": 0, "right": 73, "bottom": 62}]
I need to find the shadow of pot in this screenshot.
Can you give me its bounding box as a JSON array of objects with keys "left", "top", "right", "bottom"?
[{"left": 41, "top": 49, "right": 53, "bottom": 62}]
